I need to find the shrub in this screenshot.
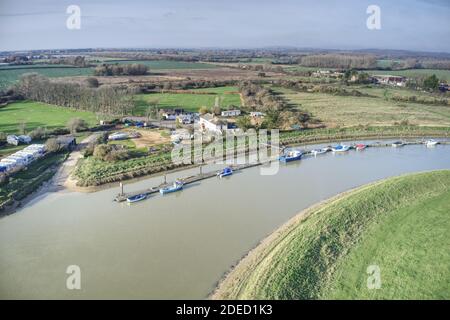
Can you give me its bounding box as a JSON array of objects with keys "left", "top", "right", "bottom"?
[
  {"left": 67, "top": 118, "right": 88, "bottom": 134},
  {"left": 45, "top": 138, "right": 61, "bottom": 153},
  {"left": 29, "top": 127, "right": 48, "bottom": 140}
]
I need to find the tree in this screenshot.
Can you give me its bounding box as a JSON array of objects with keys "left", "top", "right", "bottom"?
[
  {"left": 45, "top": 138, "right": 61, "bottom": 153},
  {"left": 67, "top": 118, "right": 88, "bottom": 134},
  {"left": 423, "top": 74, "right": 439, "bottom": 91},
  {"left": 236, "top": 116, "right": 252, "bottom": 130},
  {"left": 199, "top": 106, "right": 209, "bottom": 115},
  {"left": 18, "top": 121, "right": 27, "bottom": 135},
  {"left": 85, "top": 77, "right": 99, "bottom": 88}
]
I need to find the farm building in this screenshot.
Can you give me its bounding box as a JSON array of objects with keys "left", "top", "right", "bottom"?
[
  {"left": 372, "top": 75, "right": 407, "bottom": 87},
  {"left": 221, "top": 109, "right": 241, "bottom": 117}
]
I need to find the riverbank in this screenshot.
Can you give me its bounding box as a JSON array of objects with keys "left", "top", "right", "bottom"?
[
  {"left": 211, "top": 170, "right": 450, "bottom": 300},
  {"left": 68, "top": 128, "right": 450, "bottom": 193}
]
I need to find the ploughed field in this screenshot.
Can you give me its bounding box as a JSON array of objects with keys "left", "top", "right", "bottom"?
[{"left": 213, "top": 170, "right": 450, "bottom": 300}]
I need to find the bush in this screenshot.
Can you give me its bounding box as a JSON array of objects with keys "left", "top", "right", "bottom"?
[
  {"left": 45, "top": 138, "right": 61, "bottom": 153},
  {"left": 93, "top": 144, "right": 131, "bottom": 162},
  {"left": 67, "top": 118, "right": 88, "bottom": 134},
  {"left": 29, "top": 127, "right": 48, "bottom": 140},
  {"left": 85, "top": 77, "right": 99, "bottom": 88}
]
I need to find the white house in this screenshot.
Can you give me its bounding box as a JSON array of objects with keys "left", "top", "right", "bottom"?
[
  {"left": 221, "top": 109, "right": 241, "bottom": 117},
  {"left": 199, "top": 114, "right": 227, "bottom": 133}
]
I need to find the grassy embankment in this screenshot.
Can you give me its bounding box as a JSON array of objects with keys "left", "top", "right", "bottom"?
[
  {"left": 212, "top": 170, "right": 450, "bottom": 300},
  {"left": 0, "top": 100, "right": 98, "bottom": 134},
  {"left": 0, "top": 151, "right": 68, "bottom": 211}
]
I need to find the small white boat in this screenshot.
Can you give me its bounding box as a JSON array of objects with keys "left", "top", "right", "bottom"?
[
  {"left": 311, "top": 148, "right": 328, "bottom": 156},
  {"left": 159, "top": 181, "right": 183, "bottom": 195},
  {"left": 332, "top": 145, "right": 350, "bottom": 152},
  {"left": 217, "top": 167, "right": 233, "bottom": 178},
  {"left": 127, "top": 194, "right": 147, "bottom": 203},
  {"left": 426, "top": 139, "right": 439, "bottom": 147}
]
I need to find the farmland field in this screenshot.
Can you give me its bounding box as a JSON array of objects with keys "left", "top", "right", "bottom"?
[
  {"left": 0, "top": 100, "right": 98, "bottom": 134},
  {"left": 275, "top": 87, "right": 450, "bottom": 127},
  {"left": 213, "top": 170, "right": 450, "bottom": 299},
  {"left": 102, "top": 60, "right": 218, "bottom": 70},
  {"left": 0, "top": 65, "right": 93, "bottom": 90},
  {"left": 133, "top": 87, "right": 241, "bottom": 114}
]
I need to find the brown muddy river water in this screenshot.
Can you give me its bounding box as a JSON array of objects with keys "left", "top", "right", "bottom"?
[{"left": 1, "top": 141, "right": 450, "bottom": 299}]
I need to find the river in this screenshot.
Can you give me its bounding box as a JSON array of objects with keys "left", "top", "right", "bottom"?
[{"left": 0, "top": 141, "right": 449, "bottom": 299}]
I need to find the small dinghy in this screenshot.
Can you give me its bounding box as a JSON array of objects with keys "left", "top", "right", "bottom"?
[
  {"left": 311, "top": 148, "right": 328, "bottom": 156},
  {"left": 279, "top": 150, "right": 303, "bottom": 162},
  {"left": 426, "top": 139, "right": 439, "bottom": 147},
  {"left": 355, "top": 144, "right": 367, "bottom": 151},
  {"left": 392, "top": 141, "right": 404, "bottom": 147},
  {"left": 217, "top": 167, "right": 233, "bottom": 178},
  {"left": 127, "top": 194, "right": 147, "bottom": 203},
  {"left": 332, "top": 144, "right": 350, "bottom": 152},
  {"left": 159, "top": 181, "right": 183, "bottom": 195}
]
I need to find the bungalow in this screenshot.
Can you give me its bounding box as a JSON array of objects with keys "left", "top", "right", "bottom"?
[
  {"left": 250, "top": 111, "right": 265, "bottom": 118},
  {"left": 221, "top": 109, "right": 241, "bottom": 117}
]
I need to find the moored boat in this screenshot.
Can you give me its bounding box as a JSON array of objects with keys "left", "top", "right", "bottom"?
[
  {"left": 331, "top": 144, "right": 350, "bottom": 152},
  {"left": 355, "top": 144, "right": 367, "bottom": 151},
  {"left": 159, "top": 181, "right": 184, "bottom": 195},
  {"left": 392, "top": 141, "right": 404, "bottom": 147},
  {"left": 217, "top": 167, "right": 233, "bottom": 178},
  {"left": 426, "top": 139, "right": 439, "bottom": 147},
  {"left": 126, "top": 194, "right": 147, "bottom": 203},
  {"left": 279, "top": 150, "right": 303, "bottom": 162},
  {"left": 311, "top": 148, "right": 328, "bottom": 156}
]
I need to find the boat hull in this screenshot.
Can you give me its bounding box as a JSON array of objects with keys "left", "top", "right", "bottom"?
[
  {"left": 279, "top": 155, "right": 302, "bottom": 162},
  {"left": 127, "top": 194, "right": 147, "bottom": 203},
  {"left": 159, "top": 185, "right": 183, "bottom": 195}
]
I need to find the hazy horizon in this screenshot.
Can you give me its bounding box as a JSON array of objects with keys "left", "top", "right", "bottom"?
[{"left": 1, "top": 0, "right": 449, "bottom": 53}]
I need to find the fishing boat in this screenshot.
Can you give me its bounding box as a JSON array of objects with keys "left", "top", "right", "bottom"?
[
  {"left": 217, "top": 167, "right": 233, "bottom": 178},
  {"left": 426, "top": 139, "right": 439, "bottom": 147},
  {"left": 279, "top": 150, "right": 303, "bottom": 163},
  {"left": 126, "top": 194, "right": 147, "bottom": 203},
  {"left": 311, "top": 148, "right": 328, "bottom": 156},
  {"left": 355, "top": 144, "right": 367, "bottom": 151},
  {"left": 159, "top": 181, "right": 183, "bottom": 195},
  {"left": 332, "top": 144, "right": 350, "bottom": 152},
  {"left": 392, "top": 141, "right": 404, "bottom": 147}
]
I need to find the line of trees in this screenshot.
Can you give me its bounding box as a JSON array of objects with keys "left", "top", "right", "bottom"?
[
  {"left": 94, "top": 63, "right": 149, "bottom": 76},
  {"left": 15, "top": 73, "right": 135, "bottom": 116},
  {"left": 300, "top": 54, "right": 377, "bottom": 69}
]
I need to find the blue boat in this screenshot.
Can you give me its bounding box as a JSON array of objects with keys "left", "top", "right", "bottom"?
[
  {"left": 332, "top": 144, "right": 350, "bottom": 152},
  {"left": 217, "top": 167, "right": 233, "bottom": 178},
  {"left": 159, "top": 181, "right": 183, "bottom": 195},
  {"left": 126, "top": 194, "right": 147, "bottom": 203},
  {"left": 279, "top": 150, "right": 303, "bottom": 163}
]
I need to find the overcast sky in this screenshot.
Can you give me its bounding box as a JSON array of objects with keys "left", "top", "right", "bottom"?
[{"left": 0, "top": 0, "right": 449, "bottom": 52}]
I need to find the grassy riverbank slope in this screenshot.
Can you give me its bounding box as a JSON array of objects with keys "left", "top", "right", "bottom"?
[{"left": 212, "top": 170, "right": 450, "bottom": 300}]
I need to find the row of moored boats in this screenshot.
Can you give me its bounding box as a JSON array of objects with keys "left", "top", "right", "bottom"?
[{"left": 126, "top": 167, "right": 234, "bottom": 203}]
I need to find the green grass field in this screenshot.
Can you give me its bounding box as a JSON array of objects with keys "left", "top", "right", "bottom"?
[
  {"left": 0, "top": 101, "right": 98, "bottom": 134},
  {"left": 213, "top": 170, "right": 450, "bottom": 300},
  {"left": 133, "top": 87, "right": 241, "bottom": 114},
  {"left": 275, "top": 86, "right": 450, "bottom": 127},
  {"left": 0, "top": 65, "right": 93, "bottom": 90},
  {"left": 102, "top": 60, "right": 217, "bottom": 69}
]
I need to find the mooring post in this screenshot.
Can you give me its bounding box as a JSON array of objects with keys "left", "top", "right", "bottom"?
[
  {"left": 164, "top": 174, "right": 167, "bottom": 184},
  {"left": 199, "top": 165, "right": 203, "bottom": 176},
  {"left": 120, "top": 182, "right": 124, "bottom": 196}
]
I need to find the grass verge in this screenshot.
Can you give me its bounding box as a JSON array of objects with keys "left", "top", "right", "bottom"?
[{"left": 212, "top": 170, "right": 450, "bottom": 299}]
